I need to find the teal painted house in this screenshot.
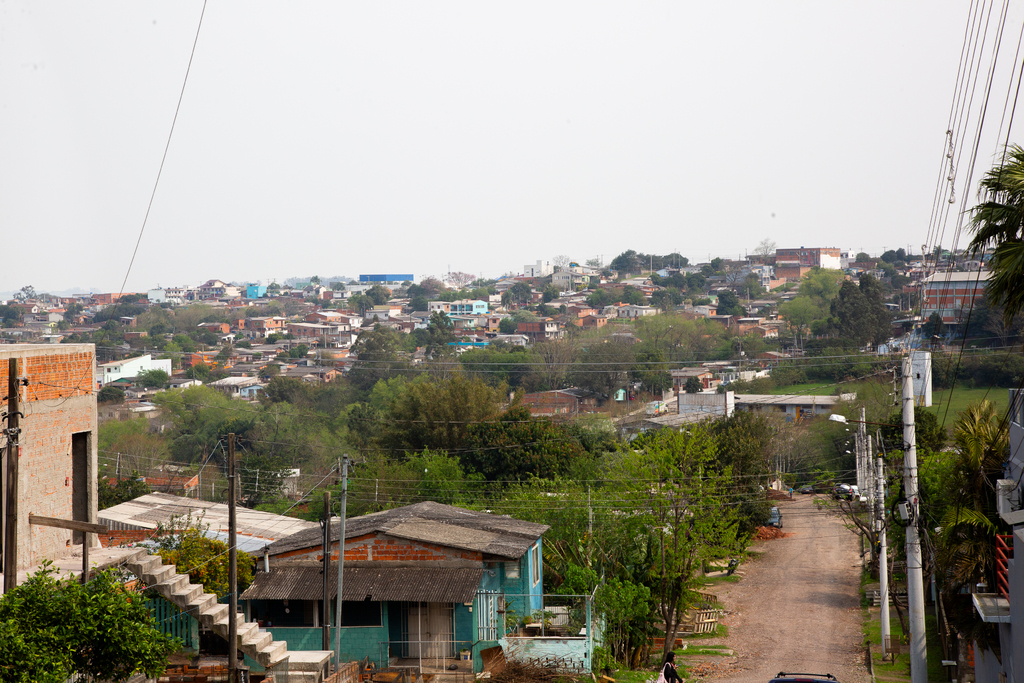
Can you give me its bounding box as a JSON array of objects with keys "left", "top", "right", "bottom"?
[{"left": 240, "top": 502, "right": 547, "bottom": 673}]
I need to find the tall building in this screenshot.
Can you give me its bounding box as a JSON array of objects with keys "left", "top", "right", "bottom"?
[{"left": 920, "top": 271, "right": 990, "bottom": 327}]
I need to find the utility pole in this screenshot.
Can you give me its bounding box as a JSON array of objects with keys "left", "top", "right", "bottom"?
[
  {"left": 4, "top": 358, "right": 20, "bottom": 593},
  {"left": 902, "top": 356, "right": 927, "bottom": 683},
  {"left": 334, "top": 456, "right": 348, "bottom": 669},
  {"left": 877, "top": 453, "right": 890, "bottom": 647},
  {"left": 228, "top": 433, "right": 238, "bottom": 682},
  {"left": 322, "top": 491, "right": 331, "bottom": 651}
]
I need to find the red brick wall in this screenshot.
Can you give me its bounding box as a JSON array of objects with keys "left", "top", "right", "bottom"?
[
  {"left": 0, "top": 345, "right": 97, "bottom": 571},
  {"left": 275, "top": 532, "right": 483, "bottom": 563}
]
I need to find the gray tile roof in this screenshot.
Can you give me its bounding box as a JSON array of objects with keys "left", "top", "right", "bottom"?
[
  {"left": 240, "top": 564, "right": 484, "bottom": 603},
  {"left": 265, "top": 501, "right": 548, "bottom": 560}
]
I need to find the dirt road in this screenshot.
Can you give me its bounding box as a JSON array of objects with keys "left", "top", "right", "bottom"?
[{"left": 699, "top": 494, "right": 870, "bottom": 683}]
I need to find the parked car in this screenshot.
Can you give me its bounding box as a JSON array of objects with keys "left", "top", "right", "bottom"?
[
  {"left": 768, "top": 506, "right": 782, "bottom": 528},
  {"left": 833, "top": 484, "right": 853, "bottom": 500},
  {"left": 797, "top": 484, "right": 816, "bottom": 494},
  {"left": 769, "top": 674, "right": 838, "bottom": 683}
]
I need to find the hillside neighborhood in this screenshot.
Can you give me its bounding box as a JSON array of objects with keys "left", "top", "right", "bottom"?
[{"left": 3, "top": 239, "right": 1023, "bottom": 683}]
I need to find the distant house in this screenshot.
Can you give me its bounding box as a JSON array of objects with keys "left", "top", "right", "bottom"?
[
  {"left": 96, "top": 354, "right": 173, "bottom": 388},
  {"left": 518, "top": 319, "right": 563, "bottom": 342},
  {"left": 522, "top": 388, "right": 603, "bottom": 416},
  {"left": 449, "top": 299, "right": 489, "bottom": 315},
  {"left": 241, "top": 502, "right": 549, "bottom": 672},
  {"left": 208, "top": 376, "right": 265, "bottom": 399},
  {"left": 733, "top": 393, "right": 853, "bottom": 422},
  {"left": 670, "top": 368, "right": 717, "bottom": 393}
]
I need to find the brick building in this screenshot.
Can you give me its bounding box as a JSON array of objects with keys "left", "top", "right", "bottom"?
[
  {"left": 774, "top": 247, "right": 842, "bottom": 269},
  {"left": 1, "top": 344, "right": 98, "bottom": 585},
  {"left": 921, "top": 271, "right": 990, "bottom": 327}
]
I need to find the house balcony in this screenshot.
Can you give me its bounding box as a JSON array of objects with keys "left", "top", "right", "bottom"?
[{"left": 973, "top": 534, "right": 1014, "bottom": 623}]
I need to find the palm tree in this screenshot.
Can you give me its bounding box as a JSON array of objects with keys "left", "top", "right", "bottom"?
[
  {"left": 936, "top": 400, "right": 1009, "bottom": 641},
  {"left": 968, "top": 144, "right": 1024, "bottom": 325}
]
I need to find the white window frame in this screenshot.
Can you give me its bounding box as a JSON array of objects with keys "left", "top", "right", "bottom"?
[{"left": 532, "top": 544, "right": 541, "bottom": 586}]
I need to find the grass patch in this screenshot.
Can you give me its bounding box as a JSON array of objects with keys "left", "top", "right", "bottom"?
[
  {"left": 684, "top": 622, "right": 729, "bottom": 640},
  {"left": 676, "top": 644, "right": 732, "bottom": 657},
  {"left": 765, "top": 382, "right": 836, "bottom": 396},
  {"left": 862, "top": 607, "right": 946, "bottom": 682},
  {"left": 925, "top": 385, "right": 1009, "bottom": 426}
]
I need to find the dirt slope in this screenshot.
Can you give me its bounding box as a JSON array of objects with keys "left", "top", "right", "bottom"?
[{"left": 699, "top": 494, "right": 870, "bottom": 683}]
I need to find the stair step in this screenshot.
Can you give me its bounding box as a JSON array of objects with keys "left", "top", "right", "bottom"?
[
  {"left": 260, "top": 641, "right": 288, "bottom": 668},
  {"left": 189, "top": 592, "right": 217, "bottom": 613},
  {"left": 146, "top": 563, "right": 175, "bottom": 584},
  {"left": 243, "top": 628, "right": 273, "bottom": 651},
  {"left": 172, "top": 582, "right": 204, "bottom": 605}
]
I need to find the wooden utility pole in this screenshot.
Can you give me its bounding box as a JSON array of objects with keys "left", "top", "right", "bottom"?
[
  {"left": 4, "top": 358, "right": 20, "bottom": 593},
  {"left": 228, "top": 433, "right": 237, "bottom": 682},
  {"left": 322, "top": 491, "right": 331, "bottom": 651},
  {"left": 334, "top": 456, "right": 348, "bottom": 668}
]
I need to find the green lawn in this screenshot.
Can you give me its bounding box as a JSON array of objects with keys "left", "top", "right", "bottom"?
[
  {"left": 863, "top": 607, "right": 946, "bottom": 682},
  {"left": 925, "top": 385, "right": 1010, "bottom": 426}
]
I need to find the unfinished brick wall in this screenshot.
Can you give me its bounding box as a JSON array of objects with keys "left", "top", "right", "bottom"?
[
  {"left": 274, "top": 533, "right": 484, "bottom": 563},
  {"left": 0, "top": 345, "right": 97, "bottom": 573}
]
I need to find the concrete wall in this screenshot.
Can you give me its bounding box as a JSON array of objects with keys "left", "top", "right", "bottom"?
[
  {"left": 499, "top": 636, "right": 589, "bottom": 673},
  {"left": 0, "top": 344, "right": 97, "bottom": 573},
  {"left": 677, "top": 391, "right": 734, "bottom": 418}
]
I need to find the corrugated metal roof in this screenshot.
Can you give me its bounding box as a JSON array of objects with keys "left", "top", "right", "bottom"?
[
  {"left": 239, "top": 565, "right": 484, "bottom": 603},
  {"left": 266, "top": 501, "right": 547, "bottom": 560},
  {"left": 98, "top": 492, "right": 317, "bottom": 541}
]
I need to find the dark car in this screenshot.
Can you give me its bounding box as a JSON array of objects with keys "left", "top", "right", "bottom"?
[
  {"left": 769, "top": 674, "right": 838, "bottom": 683},
  {"left": 797, "top": 484, "right": 816, "bottom": 494}
]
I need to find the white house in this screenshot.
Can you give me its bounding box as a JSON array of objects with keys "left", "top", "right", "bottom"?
[
  {"left": 524, "top": 260, "right": 553, "bottom": 278},
  {"left": 96, "top": 355, "right": 173, "bottom": 388}
]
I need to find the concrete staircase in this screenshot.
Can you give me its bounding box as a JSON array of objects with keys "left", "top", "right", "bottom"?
[{"left": 124, "top": 551, "right": 332, "bottom": 682}]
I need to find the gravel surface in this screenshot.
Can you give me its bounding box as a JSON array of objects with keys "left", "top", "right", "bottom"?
[{"left": 693, "top": 494, "right": 870, "bottom": 683}]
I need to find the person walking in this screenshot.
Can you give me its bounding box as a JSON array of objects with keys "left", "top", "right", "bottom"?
[{"left": 657, "top": 652, "right": 683, "bottom": 683}]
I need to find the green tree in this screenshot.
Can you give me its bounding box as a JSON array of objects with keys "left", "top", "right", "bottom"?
[
  {"left": 716, "top": 290, "right": 744, "bottom": 316},
  {"left": 349, "top": 326, "right": 408, "bottom": 392},
  {"left": 98, "top": 385, "right": 126, "bottom": 404},
  {"left": 99, "top": 474, "right": 152, "bottom": 510},
  {"left": 610, "top": 250, "right": 641, "bottom": 274},
  {"left": 462, "top": 406, "right": 587, "bottom": 480},
  {"left": 0, "top": 564, "right": 177, "bottom": 682},
  {"left": 542, "top": 284, "right": 560, "bottom": 302},
  {"left": 426, "top": 311, "right": 456, "bottom": 356},
  {"left": 610, "top": 427, "right": 740, "bottom": 660},
  {"left": 684, "top": 376, "right": 702, "bottom": 394},
  {"left": 366, "top": 284, "right": 392, "bottom": 306},
  {"left": 968, "top": 144, "right": 1024, "bottom": 324},
  {"left": 379, "top": 374, "right": 504, "bottom": 453},
  {"left": 779, "top": 296, "right": 822, "bottom": 349},
  {"left": 155, "top": 519, "right": 254, "bottom": 599},
  {"left": 498, "top": 317, "right": 517, "bottom": 334},
  {"left": 135, "top": 368, "right": 169, "bottom": 388},
  {"left": 830, "top": 275, "right": 890, "bottom": 346},
  {"left": 935, "top": 400, "right": 1009, "bottom": 642}
]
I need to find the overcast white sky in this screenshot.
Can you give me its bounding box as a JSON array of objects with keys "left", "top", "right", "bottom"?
[{"left": 1, "top": 2, "right": 1018, "bottom": 294}]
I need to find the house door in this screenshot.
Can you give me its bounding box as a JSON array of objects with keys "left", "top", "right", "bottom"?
[{"left": 405, "top": 602, "right": 454, "bottom": 659}]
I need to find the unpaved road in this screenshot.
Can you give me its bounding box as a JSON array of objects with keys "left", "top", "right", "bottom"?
[{"left": 695, "top": 494, "right": 870, "bottom": 683}]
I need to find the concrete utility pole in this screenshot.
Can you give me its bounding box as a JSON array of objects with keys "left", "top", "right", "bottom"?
[
  {"left": 878, "top": 453, "right": 890, "bottom": 647},
  {"left": 334, "top": 456, "right": 348, "bottom": 668},
  {"left": 227, "top": 436, "right": 236, "bottom": 679},
  {"left": 902, "top": 356, "right": 927, "bottom": 683},
  {"left": 3, "top": 358, "right": 20, "bottom": 593}
]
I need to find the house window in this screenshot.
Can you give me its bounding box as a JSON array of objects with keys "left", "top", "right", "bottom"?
[
  {"left": 532, "top": 545, "right": 541, "bottom": 586},
  {"left": 338, "top": 600, "right": 383, "bottom": 627},
  {"left": 505, "top": 561, "right": 520, "bottom": 579}
]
